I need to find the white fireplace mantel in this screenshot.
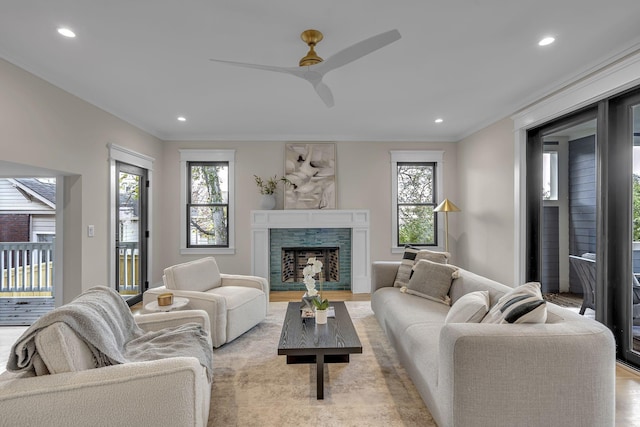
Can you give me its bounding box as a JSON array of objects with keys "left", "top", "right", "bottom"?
[{"left": 250, "top": 210, "right": 370, "bottom": 293}]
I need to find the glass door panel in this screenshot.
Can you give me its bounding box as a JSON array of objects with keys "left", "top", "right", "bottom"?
[
  {"left": 116, "top": 162, "right": 147, "bottom": 305},
  {"left": 631, "top": 104, "right": 640, "bottom": 354}
]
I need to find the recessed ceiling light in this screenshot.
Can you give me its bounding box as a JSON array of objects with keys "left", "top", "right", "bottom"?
[
  {"left": 538, "top": 36, "right": 555, "bottom": 46},
  {"left": 435, "top": 118, "right": 443, "bottom": 124},
  {"left": 177, "top": 116, "right": 186, "bottom": 122},
  {"left": 57, "top": 27, "right": 76, "bottom": 38}
]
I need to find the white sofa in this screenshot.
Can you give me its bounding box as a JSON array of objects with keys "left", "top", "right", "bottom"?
[
  {"left": 0, "top": 309, "right": 212, "bottom": 427},
  {"left": 371, "top": 261, "right": 616, "bottom": 427},
  {"left": 143, "top": 257, "right": 269, "bottom": 348}
]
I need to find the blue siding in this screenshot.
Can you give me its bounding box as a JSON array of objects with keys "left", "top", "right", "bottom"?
[
  {"left": 542, "top": 206, "right": 559, "bottom": 293},
  {"left": 568, "top": 135, "right": 596, "bottom": 294}
]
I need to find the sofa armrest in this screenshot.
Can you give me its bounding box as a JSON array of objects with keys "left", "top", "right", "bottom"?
[
  {"left": 371, "top": 261, "right": 400, "bottom": 293},
  {"left": 144, "top": 287, "right": 227, "bottom": 347},
  {"left": 135, "top": 309, "right": 211, "bottom": 334},
  {"left": 220, "top": 274, "right": 269, "bottom": 294},
  {"left": 438, "top": 321, "right": 615, "bottom": 427},
  {"left": 0, "top": 357, "right": 210, "bottom": 427}
]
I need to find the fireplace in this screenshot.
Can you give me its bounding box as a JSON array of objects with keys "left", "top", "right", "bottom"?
[
  {"left": 250, "top": 210, "right": 370, "bottom": 293},
  {"left": 281, "top": 247, "right": 340, "bottom": 283},
  {"left": 269, "top": 227, "right": 350, "bottom": 291}
]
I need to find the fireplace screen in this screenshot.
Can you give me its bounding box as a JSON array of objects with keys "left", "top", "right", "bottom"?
[{"left": 281, "top": 247, "right": 339, "bottom": 283}]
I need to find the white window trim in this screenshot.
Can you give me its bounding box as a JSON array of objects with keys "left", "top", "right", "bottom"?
[
  {"left": 180, "top": 149, "right": 236, "bottom": 255},
  {"left": 390, "top": 150, "right": 444, "bottom": 253},
  {"left": 108, "top": 143, "right": 154, "bottom": 289}
]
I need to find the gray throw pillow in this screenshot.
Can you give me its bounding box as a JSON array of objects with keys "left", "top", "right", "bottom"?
[
  {"left": 404, "top": 259, "right": 459, "bottom": 305},
  {"left": 393, "top": 246, "right": 450, "bottom": 288}
]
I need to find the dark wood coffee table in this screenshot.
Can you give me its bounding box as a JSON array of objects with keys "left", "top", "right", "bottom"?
[{"left": 277, "top": 301, "right": 362, "bottom": 399}]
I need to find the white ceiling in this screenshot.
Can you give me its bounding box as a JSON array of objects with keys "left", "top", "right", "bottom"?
[{"left": 1, "top": 1, "right": 640, "bottom": 142}]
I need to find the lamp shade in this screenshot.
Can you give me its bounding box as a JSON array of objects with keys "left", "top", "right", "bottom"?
[{"left": 434, "top": 198, "right": 460, "bottom": 213}]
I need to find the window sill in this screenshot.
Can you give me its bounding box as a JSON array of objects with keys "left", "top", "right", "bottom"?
[{"left": 180, "top": 247, "right": 236, "bottom": 255}]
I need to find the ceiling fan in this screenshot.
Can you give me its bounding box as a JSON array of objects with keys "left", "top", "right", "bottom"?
[{"left": 210, "top": 29, "right": 401, "bottom": 107}]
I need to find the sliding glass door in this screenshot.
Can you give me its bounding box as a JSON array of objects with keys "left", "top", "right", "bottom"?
[
  {"left": 526, "top": 86, "right": 640, "bottom": 368},
  {"left": 609, "top": 90, "right": 640, "bottom": 366},
  {"left": 525, "top": 109, "right": 598, "bottom": 319}
]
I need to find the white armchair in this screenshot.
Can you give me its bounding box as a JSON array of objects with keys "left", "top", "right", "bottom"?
[
  {"left": 143, "top": 257, "right": 269, "bottom": 348},
  {"left": 0, "top": 309, "right": 212, "bottom": 427}
]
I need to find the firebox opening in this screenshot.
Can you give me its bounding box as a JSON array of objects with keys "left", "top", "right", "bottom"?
[{"left": 281, "top": 247, "right": 339, "bottom": 283}]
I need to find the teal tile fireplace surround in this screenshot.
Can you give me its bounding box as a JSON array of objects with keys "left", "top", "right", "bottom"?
[{"left": 269, "top": 228, "right": 351, "bottom": 291}]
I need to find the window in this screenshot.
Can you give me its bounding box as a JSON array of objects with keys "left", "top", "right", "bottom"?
[
  {"left": 543, "top": 151, "right": 558, "bottom": 201},
  {"left": 180, "top": 150, "right": 235, "bottom": 254},
  {"left": 390, "top": 151, "right": 444, "bottom": 252},
  {"left": 188, "top": 162, "right": 228, "bottom": 247}
]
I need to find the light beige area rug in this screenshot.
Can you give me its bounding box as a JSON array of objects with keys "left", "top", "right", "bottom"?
[{"left": 209, "top": 301, "right": 435, "bottom": 427}]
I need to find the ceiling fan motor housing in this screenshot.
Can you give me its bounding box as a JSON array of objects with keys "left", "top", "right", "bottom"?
[{"left": 299, "top": 29, "right": 324, "bottom": 66}]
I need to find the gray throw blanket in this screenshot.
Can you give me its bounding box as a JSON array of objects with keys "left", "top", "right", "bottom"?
[{"left": 7, "top": 286, "right": 213, "bottom": 380}]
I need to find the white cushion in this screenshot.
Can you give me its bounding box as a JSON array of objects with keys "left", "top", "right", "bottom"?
[
  {"left": 445, "top": 291, "right": 490, "bottom": 323},
  {"left": 34, "top": 323, "right": 96, "bottom": 374},
  {"left": 481, "top": 282, "right": 547, "bottom": 324},
  {"left": 164, "top": 257, "right": 222, "bottom": 292}
]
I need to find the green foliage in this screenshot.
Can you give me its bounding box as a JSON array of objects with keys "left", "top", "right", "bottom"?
[
  {"left": 312, "top": 297, "right": 330, "bottom": 310},
  {"left": 253, "top": 175, "right": 282, "bottom": 195},
  {"left": 190, "top": 164, "right": 227, "bottom": 245},
  {"left": 397, "top": 163, "right": 436, "bottom": 245},
  {"left": 399, "top": 206, "right": 435, "bottom": 245}
]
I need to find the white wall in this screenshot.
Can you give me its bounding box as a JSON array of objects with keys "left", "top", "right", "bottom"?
[
  {"left": 456, "top": 118, "right": 515, "bottom": 285},
  {"left": 0, "top": 58, "right": 165, "bottom": 302},
  {"left": 159, "top": 140, "right": 459, "bottom": 277}
]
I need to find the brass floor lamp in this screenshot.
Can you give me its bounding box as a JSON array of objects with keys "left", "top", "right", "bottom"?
[{"left": 434, "top": 198, "right": 460, "bottom": 252}]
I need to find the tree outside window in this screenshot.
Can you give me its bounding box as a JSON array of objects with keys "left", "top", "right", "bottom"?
[
  {"left": 397, "top": 162, "right": 436, "bottom": 246},
  {"left": 188, "top": 162, "right": 229, "bottom": 247}
]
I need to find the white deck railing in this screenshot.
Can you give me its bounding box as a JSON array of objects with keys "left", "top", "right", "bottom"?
[{"left": 0, "top": 242, "right": 54, "bottom": 294}]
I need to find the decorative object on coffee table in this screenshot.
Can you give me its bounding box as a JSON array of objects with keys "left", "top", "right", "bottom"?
[
  {"left": 315, "top": 307, "right": 328, "bottom": 324},
  {"left": 302, "top": 257, "right": 329, "bottom": 323}
]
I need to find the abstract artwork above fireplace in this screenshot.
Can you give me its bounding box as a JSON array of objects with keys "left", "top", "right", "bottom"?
[{"left": 284, "top": 143, "right": 336, "bottom": 210}]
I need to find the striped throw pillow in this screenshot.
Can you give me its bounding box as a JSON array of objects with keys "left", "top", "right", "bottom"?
[{"left": 481, "top": 282, "right": 547, "bottom": 324}]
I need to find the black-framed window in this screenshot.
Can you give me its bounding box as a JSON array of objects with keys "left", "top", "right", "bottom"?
[
  {"left": 396, "top": 162, "right": 437, "bottom": 246},
  {"left": 187, "top": 161, "right": 229, "bottom": 248}
]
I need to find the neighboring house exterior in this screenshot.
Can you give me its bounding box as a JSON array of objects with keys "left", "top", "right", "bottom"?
[{"left": 0, "top": 178, "right": 56, "bottom": 243}]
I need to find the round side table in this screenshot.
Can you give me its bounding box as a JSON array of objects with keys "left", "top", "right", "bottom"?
[{"left": 144, "top": 297, "right": 190, "bottom": 313}]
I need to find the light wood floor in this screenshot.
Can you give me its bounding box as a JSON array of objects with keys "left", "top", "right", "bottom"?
[
  {"left": 269, "top": 290, "right": 370, "bottom": 302},
  {"left": 135, "top": 290, "right": 640, "bottom": 425}
]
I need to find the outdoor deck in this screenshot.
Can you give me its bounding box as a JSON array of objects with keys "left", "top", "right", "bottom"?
[{"left": 0, "top": 297, "right": 54, "bottom": 326}]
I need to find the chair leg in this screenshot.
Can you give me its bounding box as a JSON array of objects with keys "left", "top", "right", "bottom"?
[{"left": 579, "top": 304, "right": 586, "bottom": 315}]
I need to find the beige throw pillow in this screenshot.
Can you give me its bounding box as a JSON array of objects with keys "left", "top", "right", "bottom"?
[
  {"left": 481, "top": 282, "right": 547, "bottom": 324},
  {"left": 404, "top": 259, "right": 459, "bottom": 305},
  {"left": 393, "top": 246, "right": 451, "bottom": 288},
  {"left": 445, "top": 291, "right": 490, "bottom": 323}
]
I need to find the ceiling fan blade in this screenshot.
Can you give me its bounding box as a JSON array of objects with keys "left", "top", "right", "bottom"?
[
  {"left": 312, "top": 81, "right": 335, "bottom": 108},
  {"left": 316, "top": 29, "right": 401, "bottom": 74},
  {"left": 209, "top": 58, "right": 305, "bottom": 78}
]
